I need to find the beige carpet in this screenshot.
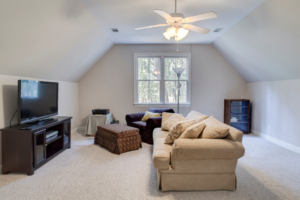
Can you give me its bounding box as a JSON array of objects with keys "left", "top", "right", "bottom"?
[{"left": 0, "top": 130, "right": 300, "bottom": 200}]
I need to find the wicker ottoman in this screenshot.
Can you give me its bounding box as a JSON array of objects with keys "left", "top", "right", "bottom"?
[{"left": 95, "top": 124, "right": 142, "bottom": 155}]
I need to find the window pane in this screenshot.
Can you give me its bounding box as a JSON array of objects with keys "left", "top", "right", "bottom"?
[
  {"left": 164, "top": 57, "right": 187, "bottom": 80},
  {"left": 138, "top": 81, "right": 160, "bottom": 103},
  {"left": 138, "top": 57, "right": 161, "bottom": 80},
  {"left": 165, "top": 81, "right": 187, "bottom": 103}
]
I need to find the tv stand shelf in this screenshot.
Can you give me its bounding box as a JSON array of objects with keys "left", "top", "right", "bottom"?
[
  {"left": 46, "top": 135, "right": 62, "bottom": 145},
  {"left": 1, "top": 116, "right": 72, "bottom": 175}
]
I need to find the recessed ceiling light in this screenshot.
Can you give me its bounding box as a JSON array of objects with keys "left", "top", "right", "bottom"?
[
  {"left": 214, "top": 28, "right": 223, "bottom": 32},
  {"left": 111, "top": 28, "right": 119, "bottom": 32}
]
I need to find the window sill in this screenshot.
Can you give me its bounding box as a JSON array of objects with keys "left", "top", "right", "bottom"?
[{"left": 133, "top": 104, "right": 191, "bottom": 108}]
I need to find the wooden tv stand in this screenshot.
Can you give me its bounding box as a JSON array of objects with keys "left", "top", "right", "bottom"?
[{"left": 1, "top": 116, "right": 72, "bottom": 175}]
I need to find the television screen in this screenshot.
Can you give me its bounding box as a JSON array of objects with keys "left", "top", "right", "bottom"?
[{"left": 18, "top": 80, "right": 58, "bottom": 124}]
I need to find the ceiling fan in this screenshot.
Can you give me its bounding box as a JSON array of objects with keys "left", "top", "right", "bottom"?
[{"left": 135, "top": 0, "right": 217, "bottom": 41}]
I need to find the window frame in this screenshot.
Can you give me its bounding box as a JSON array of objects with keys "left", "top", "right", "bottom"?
[{"left": 134, "top": 53, "right": 191, "bottom": 107}]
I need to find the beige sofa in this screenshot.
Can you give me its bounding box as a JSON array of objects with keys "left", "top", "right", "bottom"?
[{"left": 152, "top": 122, "right": 245, "bottom": 191}]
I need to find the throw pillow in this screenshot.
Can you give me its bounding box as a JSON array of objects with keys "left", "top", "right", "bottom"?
[
  {"left": 161, "top": 112, "right": 183, "bottom": 125},
  {"left": 161, "top": 114, "right": 187, "bottom": 131},
  {"left": 186, "top": 110, "right": 209, "bottom": 123},
  {"left": 179, "top": 123, "right": 206, "bottom": 139},
  {"left": 164, "top": 120, "right": 196, "bottom": 144},
  {"left": 141, "top": 111, "right": 161, "bottom": 122},
  {"left": 199, "top": 116, "right": 230, "bottom": 139}
]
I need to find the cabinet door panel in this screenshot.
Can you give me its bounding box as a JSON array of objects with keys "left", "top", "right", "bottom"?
[
  {"left": 33, "top": 129, "right": 46, "bottom": 167},
  {"left": 63, "top": 121, "right": 71, "bottom": 148}
]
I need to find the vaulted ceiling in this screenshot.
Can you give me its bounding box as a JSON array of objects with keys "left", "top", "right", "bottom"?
[
  {"left": 0, "top": 0, "right": 113, "bottom": 82},
  {"left": 213, "top": 0, "right": 300, "bottom": 82},
  {"left": 82, "top": 0, "right": 265, "bottom": 44},
  {"left": 1, "top": 0, "right": 298, "bottom": 83}
]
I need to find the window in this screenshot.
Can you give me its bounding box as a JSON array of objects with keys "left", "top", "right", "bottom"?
[{"left": 134, "top": 53, "right": 191, "bottom": 107}]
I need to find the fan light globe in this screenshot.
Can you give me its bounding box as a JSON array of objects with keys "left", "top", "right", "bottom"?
[
  {"left": 164, "top": 27, "right": 189, "bottom": 41},
  {"left": 163, "top": 32, "right": 170, "bottom": 40},
  {"left": 166, "top": 27, "right": 176, "bottom": 37},
  {"left": 175, "top": 28, "right": 189, "bottom": 41}
]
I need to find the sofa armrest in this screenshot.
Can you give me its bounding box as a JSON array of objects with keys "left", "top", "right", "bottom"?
[
  {"left": 153, "top": 138, "right": 172, "bottom": 170},
  {"left": 146, "top": 117, "right": 162, "bottom": 130},
  {"left": 171, "top": 139, "right": 245, "bottom": 161},
  {"left": 125, "top": 112, "right": 145, "bottom": 125}
]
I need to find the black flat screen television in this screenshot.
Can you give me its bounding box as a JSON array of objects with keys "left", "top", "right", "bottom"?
[{"left": 18, "top": 80, "right": 59, "bottom": 124}]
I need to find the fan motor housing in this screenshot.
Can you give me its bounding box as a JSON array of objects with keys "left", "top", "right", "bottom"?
[{"left": 170, "top": 13, "right": 185, "bottom": 19}]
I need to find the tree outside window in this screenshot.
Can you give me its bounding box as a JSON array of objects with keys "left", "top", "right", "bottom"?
[{"left": 135, "top": 54, "right": 190, "bottom": 105}]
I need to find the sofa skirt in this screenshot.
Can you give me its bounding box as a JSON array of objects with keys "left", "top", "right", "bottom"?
[{"left": 157, "top": 170, "right": 236, "bottom": 191}]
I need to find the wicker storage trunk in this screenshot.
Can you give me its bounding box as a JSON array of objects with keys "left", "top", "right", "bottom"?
[{"left": 95, "top": 124, "right": 142, "bottom": 154}]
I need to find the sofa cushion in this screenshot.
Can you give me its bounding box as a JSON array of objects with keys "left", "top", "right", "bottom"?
[
  {"left": 179, "top": 123, "right": 206, "bottom": 139},
  {"left": 153, "top": 128, "right": 168, "bottom": 141},
  {"left": 153, "top": 138, "right": 172, "bottom": 170},
  {"left": 141, "top": 111, "right": 161, "bottom": 122},
  {"left": 161, "top": 114, "right": 187, "bottom": 131},
  {"left": 186, "top": 110, "right": 209, "bottom": 123},
  {"left": 164, "top": 120, "right": 196, "bottom": 144},
  {"left": 131, "top": 121, "right": 146, "bottom": 131},
  {"left": 199, "top": 116, "right": 230, "bottom": 139}
]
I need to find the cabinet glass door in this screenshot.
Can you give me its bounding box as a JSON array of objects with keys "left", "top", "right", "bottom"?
[
  {"left": 34, "top": 130, "right": 46, "bottom": 167},
  {"left": 63, "top": 121, "right": 71, "bottom": 148},
  {"left": 230, "top": 101, "right": 249, "bottom": 134}
]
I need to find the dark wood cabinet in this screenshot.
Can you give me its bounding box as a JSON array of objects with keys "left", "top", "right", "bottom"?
[
  {"left": 1, "top": 116, "right": 72, "bottom": 175},
  {"left": 224, "top": 99, "right": 250, "bottom": 134}
]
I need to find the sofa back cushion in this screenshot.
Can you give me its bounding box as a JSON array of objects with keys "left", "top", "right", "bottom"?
[
  {"left": 225, "top": 124, "right": 244, "bottom": 142},
  {"left": 202, "top": 116, "right": 243, "bottom": 142},
  {"left": 164, "top": 120, "right": 196, "bottom": 144},
  {"left": 186, "top": 110, "right": 209, "bottom": 123},
  {"left": 199, "top": 116, "right": 230, "bottom": 139},
  {"left": 161, "top": 113, "right": 186, "bottom": 131}
]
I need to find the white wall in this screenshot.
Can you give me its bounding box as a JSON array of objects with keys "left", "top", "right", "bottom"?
[
  {"left": 213, "top": 0, "right": 300, "bottom": 83},
  {"left": 247, "top": 79, "right": 300, "bottom": 149},
  {"left": 0, "top": 74, "right": 80, "bottom": 168},
  {"left": 0, "top": 0, "right": 113, "bottom": 82},
  {"left": 79, "top": 44, "right": 246, "bottom": 125}
]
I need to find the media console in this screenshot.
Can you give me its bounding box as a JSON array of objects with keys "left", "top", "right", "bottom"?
[{"left": 1, "top": 116, "right": 72, "bottom": 175}]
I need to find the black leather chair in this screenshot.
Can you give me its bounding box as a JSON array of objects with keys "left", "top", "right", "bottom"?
[{"left": 125, "top": 108, "right": 175, "bottom": 144}]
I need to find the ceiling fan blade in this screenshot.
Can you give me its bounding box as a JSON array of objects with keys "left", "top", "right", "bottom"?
[
  {"left": 153, "top": 10, "right": 173, "bottom": 20},
  {"left": 182, "top": 24, "right": 210, "bottom": 34},
  {"left": 184, "top": 11, "right": 217, "bottom": 23},
  {"left": 135, "top": 24, "right": 169, "bottom": 30}
]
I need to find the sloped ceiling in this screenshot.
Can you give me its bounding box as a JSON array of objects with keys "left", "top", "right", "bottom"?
[
  {"left": 82, "top": 0, "right": 265, "bottom": 44},
  {"left": 0, "top": 0, "right": 113, "bottom": 82},
  {"left": 213, "top": 0, "right": 300, "bottom": 83}
]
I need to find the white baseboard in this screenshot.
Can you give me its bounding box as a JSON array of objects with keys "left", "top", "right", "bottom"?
[
  {"left": 71, "top": 126, "right": 85, "bottom": 134},
  {"left": 252, "top": 129, "right": 300, "bottom": 154},
  {"left": 77, "top": 126, "right": 86, "bottom": 131}
]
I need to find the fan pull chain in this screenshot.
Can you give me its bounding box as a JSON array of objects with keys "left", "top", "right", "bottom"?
[{"left": 177, "top": 40, "right": 178, "bottom": 52}]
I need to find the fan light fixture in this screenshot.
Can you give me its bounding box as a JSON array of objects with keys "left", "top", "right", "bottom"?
[
  {"left": 163, "top": 27, "right": 189, "bottom": 41},
  {"left": 135, "top": 0, "right": 218, "bottom": 42}
]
